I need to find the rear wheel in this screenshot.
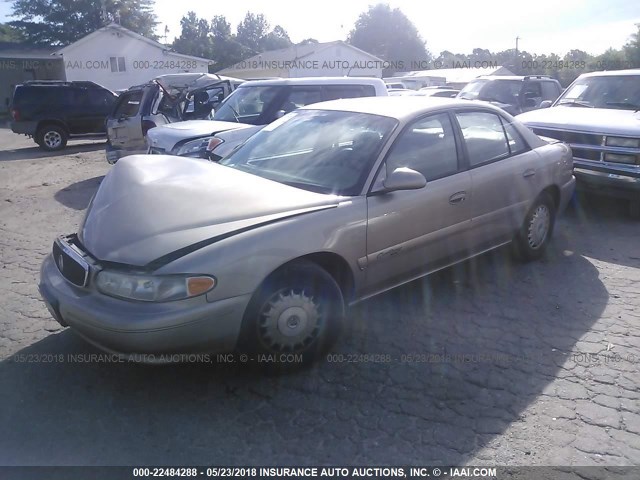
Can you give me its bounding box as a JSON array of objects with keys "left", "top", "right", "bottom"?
[
  {"left": 513, "top": 192, "right": 556, "bottom": 261},
  {"left": 36, "top": 124, "right": 67, "bottom": 151},
  {"left": 238, "top": 260, "right": 344, "bottom": 365}
]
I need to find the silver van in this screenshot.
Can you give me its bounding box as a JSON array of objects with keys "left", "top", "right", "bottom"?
[{"left": 146, "top": 77, "right": 389, "bottom": 159}]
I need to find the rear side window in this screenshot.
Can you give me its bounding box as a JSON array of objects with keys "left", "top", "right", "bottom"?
[
  {"left": 323, "top": 85, "right": 376, "bottom": 100},
  {"left": 11, "top": 86, "right": 27, "bottom": 106},
  {"left": 113, "top": 90, "right": 143, "bottom": 117},
  {"left": 13, "top": 86, "right": 73, "bottom": 106},
  {"left": 456, "top": 111, "right": 510, "bottom": 166},
  {"left": 501, "top": 119, "right": 529, "bottom": 155}
]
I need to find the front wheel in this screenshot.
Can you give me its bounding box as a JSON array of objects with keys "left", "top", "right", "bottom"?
[
  {"left": 238, "top": 260, "right": 345, "bottom": 364},
  {"left": 513, "top": 192, "right": 556, "bottom": 261}
]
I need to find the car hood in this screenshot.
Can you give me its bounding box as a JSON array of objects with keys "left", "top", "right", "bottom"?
[
  {"left": 146, "top": 120, "right": 250, "bottom": 152},
  {"left": 211, "top": 125, "right": 265, "bottom": 159},
  {"left": 517, "top": 107, "right": 640, "bottom": 136},
  {"left": 80, "top": 155, "right": 340, "bottom": 266}
]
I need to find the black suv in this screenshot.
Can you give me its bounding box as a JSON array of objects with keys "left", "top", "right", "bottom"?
[
  {"left": 10, "top": 80, "right": 117, "bottom": 151},
  {"left": 457, "top": 75, "right": 563, "bottom": 116}
]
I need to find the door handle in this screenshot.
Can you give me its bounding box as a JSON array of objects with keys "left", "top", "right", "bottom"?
[
  {"left": 523, "top": 169, "right": 536, "bottom": 178},
  {"left": 449, "top": 191, "right": 467, "bottom": 204}
]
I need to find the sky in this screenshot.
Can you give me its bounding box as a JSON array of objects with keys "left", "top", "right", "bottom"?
[{"left": 1, "top": 0, "right": 639, "bottom": 56}]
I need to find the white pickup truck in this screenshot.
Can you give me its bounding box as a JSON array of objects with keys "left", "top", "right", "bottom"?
[{"left": 517, "top": 69, "right": 640, "bottom": 218}]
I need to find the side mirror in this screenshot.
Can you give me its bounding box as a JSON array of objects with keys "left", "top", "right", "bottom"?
[
  {"left": 275, "top": 110, "right": 286, "bottom": 119},
  {"left": 382, "top": 167, "right": 427, "bottom": 193},
  {"left": 540, "top": 100, "right": 553, "bottom": 108}
]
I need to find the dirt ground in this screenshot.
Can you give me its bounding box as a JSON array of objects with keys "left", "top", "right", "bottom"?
[{"left": 0, "top": 126, "right": 639, "bottom": 468}]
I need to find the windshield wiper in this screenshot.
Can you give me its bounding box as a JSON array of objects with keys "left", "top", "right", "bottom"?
[
  {"left": 557, "top": 100, "right": 594, "bottom": 108},
  {"left": 605, "top": 101, "right": 640, "bottom": 110},
  {"left": 227, "top": 105, "right": 241, "bottom": 122}
]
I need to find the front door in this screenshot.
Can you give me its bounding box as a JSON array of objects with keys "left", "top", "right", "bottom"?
[
  {"left": 106, "top": 89, "right": 146, "bottom": 153},
  {"left": 364, "top": 112, "right": 472, "bottom": 295}
]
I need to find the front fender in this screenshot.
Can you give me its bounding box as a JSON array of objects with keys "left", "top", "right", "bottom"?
[{"left": 155, "top": 197, "right": 368, "bottom": 303}]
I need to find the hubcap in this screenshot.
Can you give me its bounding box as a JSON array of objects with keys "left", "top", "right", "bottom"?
[
  {"left": 528, "top": 205, "right": 550, "bottom": 249},
  {"left": 44, "top": 131, "right": 62, "bottom": 148},
  {"left": 258, "top": 289, "right": 323, "bottom": 352}
]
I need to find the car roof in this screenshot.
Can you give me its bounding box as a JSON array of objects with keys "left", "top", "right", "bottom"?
[
  {"left": 238, "top": 77, "right": 385, "bottom": 87},
  {"left": 474, "top": 75, "right": 558, "bottom": 82},
  {"left": 578, "top": 69, "right": 640, "bottom": 78},
  {"left": 298, "top": 96, "right": 491, "bottom": 120}
]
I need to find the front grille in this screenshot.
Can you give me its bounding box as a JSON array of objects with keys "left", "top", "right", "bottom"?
[
  {"left": 571, "top": 148, "right": 602, "bottom": 161},
  {"left": 532, "top": 128, "right": 603, "bottom": 146},
  {"left": 52, "top": 239, "right": 90, "bottom": 287},
  {"left": 533, "top": 127, "right": 640, "bottom": 166}
]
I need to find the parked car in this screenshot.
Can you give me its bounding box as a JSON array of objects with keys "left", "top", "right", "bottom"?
[
  {"left": 387, "top": 88, "right": 413, "bottom": 95},
  {"left": 105, "top": 73, "right": 243, "bottom": 163},
  {"left": 517, "top": 69, "right": 640, "bottom": 218},
  {"left": 39, "top": 97, "right": 575, "bottom": 363},
  {"left": 386, "top": 88, "right": 460, "bottom": 99},
  {"left": 146, "top": 77, "right": 389, "bottom": 159},
  {"left": 416, "top": 88, "right": 460, "bottom": 98},
  {"left": 457, "top": 75, "right": 563, "bottom": 116},
  {"left": 9, "top": 80, "right": 117, "bottom": 151}
]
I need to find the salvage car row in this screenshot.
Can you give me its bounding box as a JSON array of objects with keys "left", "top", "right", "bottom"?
[{"left": 7, "top": 68, "right": 640, "bottom": 363}]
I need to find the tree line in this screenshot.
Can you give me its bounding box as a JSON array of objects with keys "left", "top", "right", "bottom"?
[{"left": 1, "top": 0, "right": 638, "bottom": 84}]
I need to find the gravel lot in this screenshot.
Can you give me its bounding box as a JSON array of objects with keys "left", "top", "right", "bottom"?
[{"left": 0, "top": 126, "right": 639, "bottom": 467}]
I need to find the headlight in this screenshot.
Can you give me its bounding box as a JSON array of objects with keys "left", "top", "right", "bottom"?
[
  {"left": 605, "top": 137, "right": 640, "bottom": 148},
  {"left": 96, "top": 271, "right": 216, "bottom": 302},
  {"left": 174, "top": 137, "right": 213, "bottom": 157}
]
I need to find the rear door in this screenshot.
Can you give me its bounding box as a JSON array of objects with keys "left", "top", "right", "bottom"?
[
  {"left": 106, "top": 89, "right": 146, "bottom": 152},
  {"left": 454, "top": 110, "right": 541, "bottom": 246}
]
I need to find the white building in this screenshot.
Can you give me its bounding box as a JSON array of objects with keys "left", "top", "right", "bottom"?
[
  {"left": 54, "top": 23, "right": 211, "bottom": 91},
  {"left": 217, "top": 41, "right": 384, "bottom": 79}
]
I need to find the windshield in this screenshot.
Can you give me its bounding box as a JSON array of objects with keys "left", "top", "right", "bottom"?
[
  {"left": 556, "top": 75, "right": 640, "bottom": 110},
  {"left": 220, "top": 109, "right": 397, "bottom": 195},
  {"left": 458, "top": 79, "right": 522, "bottom": 104},
  {"left": 213, "top": 85, "right": 282, "bottom": 124}
]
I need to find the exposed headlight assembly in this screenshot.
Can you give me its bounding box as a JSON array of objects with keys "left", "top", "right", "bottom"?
[
  {"left": 174, "top": 137, "right": 214, "bottom": 157},
  {"left": 96, "top": 271, "right": 216, "bottom": 302}
]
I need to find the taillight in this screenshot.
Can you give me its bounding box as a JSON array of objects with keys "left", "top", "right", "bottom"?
[
  {"left": 142, "top": 120, "right": 156, "bottom": 136},
  {"left": 10, "top": 108, "right": 19, "bottom": 122}
]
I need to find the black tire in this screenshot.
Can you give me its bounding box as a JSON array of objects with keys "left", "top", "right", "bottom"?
[
  {"left": 629, "top": 200, "right": 640, "bottom": 220},
  {"left": 513, "top": 192, "right": 556, "bottom": 261},
  {"left": 36, "top": 124, "right": 67, "bottom": 151},
  {"left": 237, "top": 260, "right": 345, "bottom": 365}
]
